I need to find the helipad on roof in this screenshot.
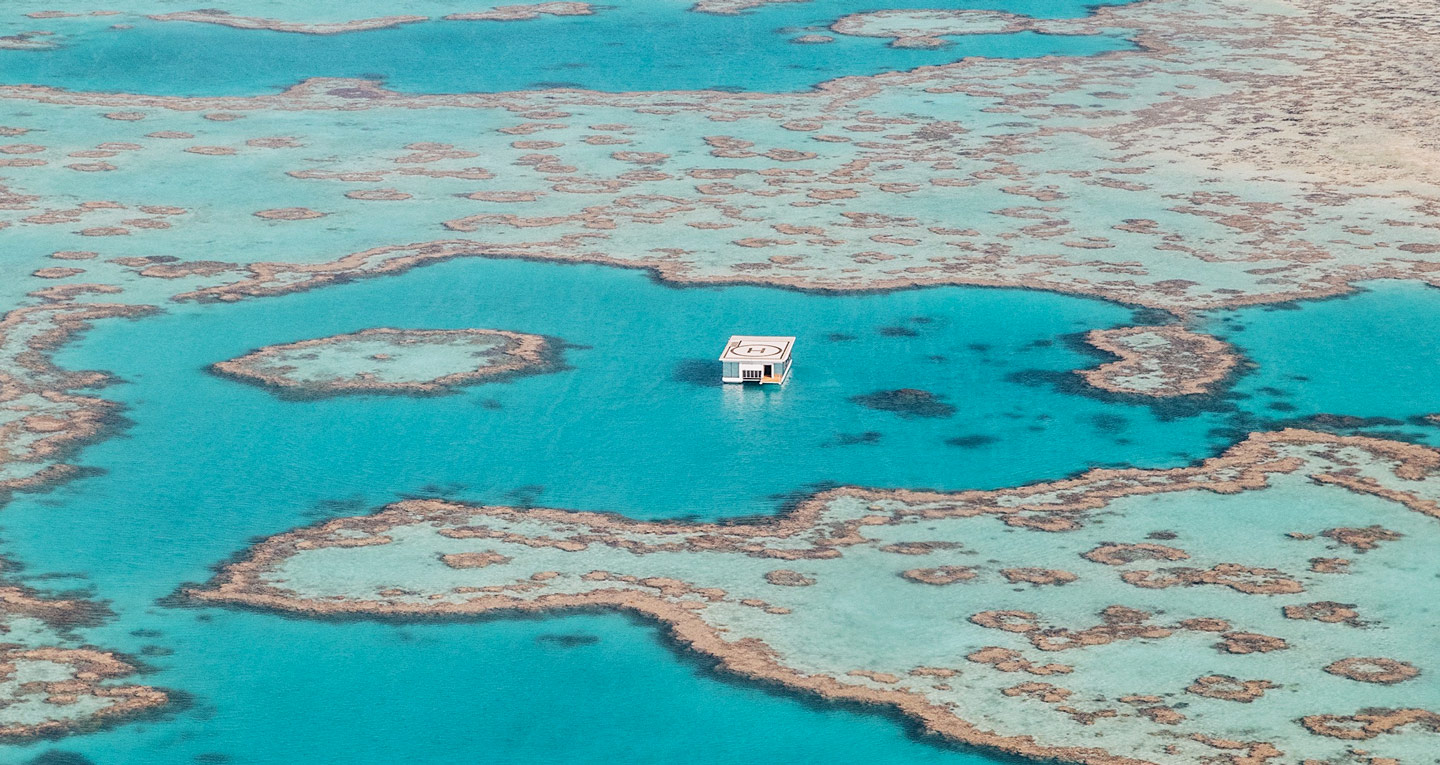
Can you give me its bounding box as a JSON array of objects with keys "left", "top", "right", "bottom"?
[{"left": 719, "top": 336, "right": 795, "bottom": 363}]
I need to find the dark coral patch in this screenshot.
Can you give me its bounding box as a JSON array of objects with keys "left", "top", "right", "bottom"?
[
  {"left": 946, "top": 434, "right": 998, "bottom": 449},
  {"left": 878, "top": 325, "right": 919, "bottom": 337},
  {"left": 832, "top": 431, "right": 883, "bottom": 446},
  {"left": 536, "top": 633, "right": 601, "bottom": 647},
  {"left": 673, "top": 359, "right": 722, "bottom": 387},
  {"left": 850, "top": 389, "right": 956, "bottom": 418}
]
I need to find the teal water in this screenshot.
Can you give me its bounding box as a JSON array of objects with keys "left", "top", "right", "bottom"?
[
  {"left": 14, "top": 258, "right": 1239, "bottom": 592},
  {"left": 7, "top": 262, "right": 1440, "bottom": 762},
  {"left": 0, "top": 0, "right": 1134, "bottom": 95},
  {"left": 1207, "top": 280, "right": 1440, "bottom": 443},
  {"left": 3, "top": 256, "right": 1239, "bottom": 764},
  {"left": 21, "top": 611, "right": 1010, "bottom": 765}
]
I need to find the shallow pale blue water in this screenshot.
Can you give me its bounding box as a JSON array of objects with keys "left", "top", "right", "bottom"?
[
  {"left": 6, "top": 261, "right": 1440, "bottom": 763},
  {"left": 0, "top": 0, "right": 1134, "bottom": 95}
]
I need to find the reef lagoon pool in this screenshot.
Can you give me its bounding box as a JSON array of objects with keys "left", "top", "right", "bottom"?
[
  {"left": 7, "top": 255, "right": 1440, "bottom": 763},
  {"left": 0, "top": 0, "right": 1136, "bottom": 95}
]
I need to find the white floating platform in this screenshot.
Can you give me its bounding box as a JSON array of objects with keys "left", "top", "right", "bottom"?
[{"left": 720, "top": 335, "right": 794, "bottom": 384}]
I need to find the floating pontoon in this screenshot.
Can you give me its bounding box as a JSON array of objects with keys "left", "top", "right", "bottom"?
[{"left": 719, "top": 336, "right": 794, "bottom": 384}]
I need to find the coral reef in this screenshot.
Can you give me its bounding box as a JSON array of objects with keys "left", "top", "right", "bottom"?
[
  {"left": 829, "top": 10, "right": 1097, "bottom": 49},
  {"left": 444, "top": 3, "right": 593, "bottom": 21},
  {"left": 0, "top": 581, "right": 167, "bottom": 740},
  {"left": 189, "top": 430, "right": 1440, "bottom": 763},
  {"left": 147, "top": 10, "right": 428, "bottom": 34},
  {"left": 211, "top": 328, "right": 558, "bottom": 397},
  {"left": 1078, "top": 326, "right": 1237, "bottom": 397}
]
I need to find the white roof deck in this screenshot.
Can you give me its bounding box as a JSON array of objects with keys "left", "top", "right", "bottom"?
[{"left": 720, "top": 336, "right": 795, "bottom": 363}]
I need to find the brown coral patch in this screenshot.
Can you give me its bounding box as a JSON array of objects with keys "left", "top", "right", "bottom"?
[
  {"left": 901, "top": 566, "right": 976, "bottom": 585},
  {"left": 967, "top": 647, "right": 1072, "bottom": 676},
  {"left": 1082, "top": 542, "right": 1189, "bottom": 566},
  {"left": 1120, "top": 563, "right": 1302, "bottom": 594},
  {"left": 148, "top": 11, "right": 427, "bottom": 34},
  {"left": 0, "top": 647, "right": 168, "bottom": 740},
  {"left": 254, "top": 207, "right": 327, "bottom": 221},
  {"left": 31, "top": 268, "right": 83, "bottom": 279},
  {"left": 246, "top": 137, "right": 302, "bottom": 148},
  {"left": 973, "top": 606, "right": 1171, "bottom": 652},
  {"left": 764, "top": 569, "right": 815, "bottom": 587},
  {"left": 847, "top": 669, "right": 900, "bottom": 684},
  {"left": 1185, "top": 675, "right": 1274, "bottom": 702},
  {"left": 1002, "top": 681, "right": 1072, "bottom": 704},
  {"left": 440, "top": 551, "right": 513, "bottom": 569},
  {"left": 137, "top": 261, "right": 236, "bottom": 279},
  {"left": 877, "top": 541, "right": 959, "bottom": 555},
  {"left": 1078, "top": 326, "right": 1237, "bottom": 397},
  {"left": 1321, "top": 526, "right": 1402, "bottom": 552},
  {"left": 1282, "top": 601, "right": 1360, "bottom": 625},
  {"left": 465, "top": 190, "right": 543, "bottom": 202},
  {"left": 1176, "top": 617, "right": 1231, "bottom": 632},
  {"left": 445, "top": 2, "right": 594, "bottom": 21},
  {"left": 969, "top": 610, "right": 1040, "bottom": 634},
  {"left": 1323, "top": 657, "right": 1419, "bottom": 685},
  {"left": 1215, "top": 632, "right": 1288, "bottom": 654},
  {"left": 1300, "top": 709, "right": 1440, "bottom": 741},
  {"left": 345, "top": 188, "right": 412, "bottom": 201},
  {"left": 1001, "top": 567, "right": 1077, "bottom": 586},
  {"left": 1308, "top": 557, "right": 1351, "bottom": 573}
]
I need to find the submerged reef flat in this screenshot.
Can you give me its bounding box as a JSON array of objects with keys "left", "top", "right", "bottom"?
[
  {"left": 211, "top": 328, "right": 557, "bottom": 397},
  {"left": 192, "top": 429, "right": 1440, "bottom": 764},
  {"left": 1, "top": 0, "right": 1438, "bottom": 314},
  {"left": 148, "top": 3, "right": 595, "bottom": 33},
  {"left": 0, "top": 32, "right": 57, "bottom": 51},
  {"left": 1078, "top": 326, "right": 1236, "bottom": 397},
  {"left": 0, "top": 304, "right": 154, "bottom": 495},
  {"left": 0, "top": 582, "right": 167, "bottom": 740},
  {"left": 147, "top": 10, "right": 431, "bottom": 34},
  {"left": 688, "top": 0, "right": 808, "bottom": 15},
  {"left": 443, "top": 3, "right": 595, "bottom": 21},
  {"left": 0, "top": 306, "right": 167, "bottom": 741},
  {"left": 829, "top": 10, "right": 1098, "bottom": 49}
]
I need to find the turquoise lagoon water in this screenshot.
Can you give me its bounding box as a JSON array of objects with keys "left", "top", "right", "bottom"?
[
  {"left": 5, "top": 256, "right": 1236, "bottom": 764},
  {"left": 1207, "top": 280, "right": 1440, "bottom": 437},
  {"left": 0, "top": 0, "right": 1135, "bottom": 95},
  {"left": 6, "top": 260, "right": 1440, "bottom": 762}
]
